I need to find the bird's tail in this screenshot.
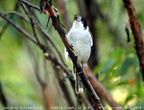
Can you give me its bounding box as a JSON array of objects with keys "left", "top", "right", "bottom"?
[{"left": 75, "top": 71, "right": 85, "bottom": 94}]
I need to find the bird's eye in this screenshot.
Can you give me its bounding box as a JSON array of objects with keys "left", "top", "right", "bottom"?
[
  {"left": 81, "top": 18, "right": 85, "bottom": 22},
  {"left": 81, "top": 17, "right": 87, "bottom": 29}
]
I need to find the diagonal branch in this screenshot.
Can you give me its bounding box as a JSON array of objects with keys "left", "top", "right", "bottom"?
[
  {"left": 37, "top": 0, "right": 104, "bottom": 109},
  {"left": 57, "top": 0, "right": 123, "bottom": 109},
  {"left": 0, "top": 12, "right": 38, "bottom": 46},
  {"left": 0, "top": 2, "right": 19, "bottom": 39},
  {"left": 21, "top": 0, "right": 40, "bottom": 11},
  {"left": 122, "top": 0, "right": 144, "bottom": 80},
  {"left": 20, "top": 2, "right": 42, "bottom": 46}
]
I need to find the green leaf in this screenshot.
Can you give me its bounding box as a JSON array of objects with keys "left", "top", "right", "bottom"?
[
  {"left": 119, "top": 58, "right": 133, "bottom": 76},
  {"left": 102, "top": 59, "right": 115, "bottom": 74}
]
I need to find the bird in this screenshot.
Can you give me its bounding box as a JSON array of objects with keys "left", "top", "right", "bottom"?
[{"left": 65, "top": 14, "right": 93, "bottom": 94}]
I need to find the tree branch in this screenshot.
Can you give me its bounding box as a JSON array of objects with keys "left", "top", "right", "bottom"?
[
  {"left": 0, "top": 12, "right": 38, "bottom": 46},
  {"left": 0, "top": 2, "right": 19, "bottom": 39},
  {"left": 122, "top": 0, "right": 144, "bottom": 80},
  {"left": 20, "top": 2, "right": 42, "bottom": 46},
  {"left": 4, "top": 11, "right": 29, "bottom": 23},
  {"left": 21, "top": 0, "right": 40, "bottom": 11}
]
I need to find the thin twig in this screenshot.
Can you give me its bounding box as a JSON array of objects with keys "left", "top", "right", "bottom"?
[
  {"left": 0, "top": 6, "right": 74, "bottom": 110},
  {"left": 79, "top": 94, "right": 95, "bottom": 110},
  {"left": 37, "top": 24, "right": 65, "bottom": 63},
  {"left": 20, "top": 0, "right": 65, "bottom": 63},
  {"left": 0, "top": 12, "right": 38, "bottom": 46},
  {"left": 25, "top": 41, "right": 48, "bottom": 110},
  {"left": 0, "top": 11, "right": 75, "bottom": 108},
  {"left": 20, "top": 0, "right": 40, "bottom": 11},
  {"left": 0, "top": 2, "right": 19, "bottom": 39},
  {"left": 53, "top": 65, "right": 75, "bottom": 108},
  {"left": 5, "top": 11, "right": 29, "bottom": 23},
  {"left": 28, "top": 44, "right": 46, "bottom": 87},
  {"left": 20, "top": 3, "right": 41, "bottom": 46}
]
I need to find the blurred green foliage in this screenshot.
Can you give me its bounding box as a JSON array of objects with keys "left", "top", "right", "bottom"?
[{"left": 0, "top": 0, "right": 144, "bottom": 109}]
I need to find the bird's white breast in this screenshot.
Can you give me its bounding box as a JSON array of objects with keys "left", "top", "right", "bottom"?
[{"left": 66, "top": 27, "right": 92, "bottom": 64}]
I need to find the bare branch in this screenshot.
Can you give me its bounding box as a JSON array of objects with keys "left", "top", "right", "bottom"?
[
  {"left": 20, "top": 2, "right": 41, "bottom": 46},
  {"left": 21, "top": 0, "right": 40, "bottom": 11},
  {"left": 25, "top": 41, "right": 48, "bottom": 110},
  {"left": 79, "top": 94, "right": 95, "bottom": 110},
  {"left": 37, "top": 24, "right": 65, "bottom": 63},
  {"left": 0, "top": 12, "right": 38, "bottom": 46},
  {"left": 5, "top": 11, "right": 29, "bottom": 23},
  {"left": 0, "top": 2, "right": 19, "bottom": 39},
  {"left": 20, "top": 0, "right": 65, "bottom": 63},
  {"left": 122, "top": 0, "right": 144, "bottom": 80}
]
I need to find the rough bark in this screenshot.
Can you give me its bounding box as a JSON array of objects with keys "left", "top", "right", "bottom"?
[{"left": 123, "top": 0, "right": 144, "bottom": 80}]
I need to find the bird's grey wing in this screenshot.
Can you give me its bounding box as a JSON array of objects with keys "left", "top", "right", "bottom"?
[
  {"left": 89, "top": 31, "right": 93, "bottom": 47},
  {"left": 64, "top": 33, "right": 71, "bottom": 62},
  {"left": 64, "top": 48, "right": 71, "bottom": 62}
]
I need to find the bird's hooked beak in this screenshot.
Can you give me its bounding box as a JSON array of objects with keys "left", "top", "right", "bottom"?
[{"left": 74, "top": 14, "right": 81, "bottom": 22}]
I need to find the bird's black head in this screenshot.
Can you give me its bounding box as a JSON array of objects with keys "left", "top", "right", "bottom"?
[{"left": 81, "top": 17, "right": 87, "bottom": 29}]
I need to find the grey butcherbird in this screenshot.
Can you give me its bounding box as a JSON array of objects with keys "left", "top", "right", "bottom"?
[{"left": 65, "top": 14, "right": 93, "bottom": 94}]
